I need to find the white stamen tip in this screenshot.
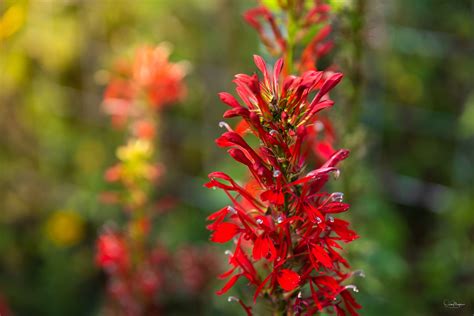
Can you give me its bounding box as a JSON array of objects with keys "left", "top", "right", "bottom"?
[
  {"left": 218, "top": 121, "right": 232, "bottom": 131},
  {"left": 256, "top": 218, "right": 263, "bottom": 225},
  {"left": 273, "top": 170, "right": 281, "bottom": 178},
  {"left": 276, "top": 216, "right": 284, "bottom": 224}
]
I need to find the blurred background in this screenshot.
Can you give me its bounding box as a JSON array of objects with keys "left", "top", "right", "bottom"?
[{"left": 0, "top": 0, "right": 473, "bottom": 315}]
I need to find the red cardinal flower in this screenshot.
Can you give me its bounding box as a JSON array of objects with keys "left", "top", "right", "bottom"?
[{"left": 206, "top": 55, "right": 360, "bottom": 315}]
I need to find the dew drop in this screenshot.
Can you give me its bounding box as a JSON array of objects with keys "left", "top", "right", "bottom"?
[
  {"left": 331, "top": 192, "right": 344, "bottom": 202},
  {"left": 228, "top": 296, "right": 239, "bottom": 302},
  {"left": 314, "top": 121, "right": 324, "bottom": 132},
  {"left": 227, "top": 205, "right": 237, "bottom": 214},
  {"left": 256, "top": 218, "right": 263, "bottom": 225},
  {"left": 273, "top": 170, "right": 281, "bottom": 178}
]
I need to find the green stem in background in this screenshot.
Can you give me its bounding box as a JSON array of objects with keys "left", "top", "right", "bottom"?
[
  {"left": 341, "top": 0, "right": 366, "bottom": 199},
  {"left": 347, "top": 0, "right": 366, "bottom": 132},
  {"left": 285, "top": 4, "right": 298, "bottom": 74}
]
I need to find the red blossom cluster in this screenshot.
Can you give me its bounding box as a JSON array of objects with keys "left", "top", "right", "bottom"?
[
  {"left": 244, "top": 0, "right": 340, "bottom": 163},
  {"left": 207, "top": 56, "right": 360, "bottom": 315},
  {"left": 244, "top": 0, "right": 334, "bottom": 74},
  {"left": 96, "top": 228, "right": 218, "bottom": 316},
  {"left": 96, "top": 45, "right": 216, "bottom": 316},
  {"left": 102, "top": 44, "right": 187, "bottom": 129},
  {"left": 206, "top": 1, "right": 361, "bottom": 315}
]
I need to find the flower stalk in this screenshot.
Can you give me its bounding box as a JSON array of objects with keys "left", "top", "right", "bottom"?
[
  {"left": 97, "top": 45, "right": 217, "bottom": 315},
  {"left": 207, "top": 1, "right": 361, "bottom": 315}
]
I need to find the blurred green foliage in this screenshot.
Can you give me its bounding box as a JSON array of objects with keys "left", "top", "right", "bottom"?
[{"left": 0, "top": 0, "right": 473, "bottom": 315}]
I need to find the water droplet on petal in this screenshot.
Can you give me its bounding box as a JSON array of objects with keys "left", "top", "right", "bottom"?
[
  {"left": 256, "top": 218, "right": 263, "bottom": 225},
  {"left": 273, "top": 170, "right": 281, "bottom": 178},
  {"left": 228, "top": 296, "right": 239, "bottom": 302},
  {"left": 314, "top": 121, "right": 324, "bottom": 132},
  {"left": 227, "top": 205, "right": 237, "bottom": 214},
  {"left": 331, "top": 192, "right": 344, "bottom": 202}
]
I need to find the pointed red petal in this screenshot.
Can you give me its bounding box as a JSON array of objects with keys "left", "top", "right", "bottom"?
[
  {"left": 253, "top": 273, "right": 272, "bottom": 303},
  {"left": 211, "top": 222, "right": 240, "bottom": 243},
  {"left": 216, "top": 273, "right": 241, "bottom": 295},
  {"left": 311, "top": 244, "right": 333, "bottom": 268},
  {"left": 218, "top": 92, "right": 241, "bottom": 108}
]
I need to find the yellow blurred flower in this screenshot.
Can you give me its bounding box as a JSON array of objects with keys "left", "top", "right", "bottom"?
[
  {"left": 117, "top": 139, "right": 153, "bottom": 162},
  {"left": 0, "top": 5, "right": 26, "bottom": 40},
  {"left": 45, "top": 210, "right": 85, "bottom": 247}
]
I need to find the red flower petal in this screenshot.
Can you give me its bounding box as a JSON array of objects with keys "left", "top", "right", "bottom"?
[
  {"left": 216, "top": 273, "right": 241, "bottom": 295},
  {"left": 277, "top": 269, "right": 301, "bottom": 292},
  {"left": 311, "top": 244, "right": 333, "bottom": 268},
  {"left": 211, "top": 222, "right": 240, "bottom": 243},
  {"left": 234, "top": 119, "right": 250, "bottom": 135},
  {"left": 218, "top": 92, "right": 241, "bottom": 108},
  {"left": 260, "top": 189, "right": 284, "bottom": 205},
  {"left": 252, "top": 235, "right": 277, "bottom": 261}
]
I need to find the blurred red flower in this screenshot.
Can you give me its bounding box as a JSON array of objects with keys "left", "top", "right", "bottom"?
[
  {"left": 96, "top": 232, "right": 129, "bottom": 272},
  {"left": 103, "top": 44, "right": 187, "bottom": 127}
]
